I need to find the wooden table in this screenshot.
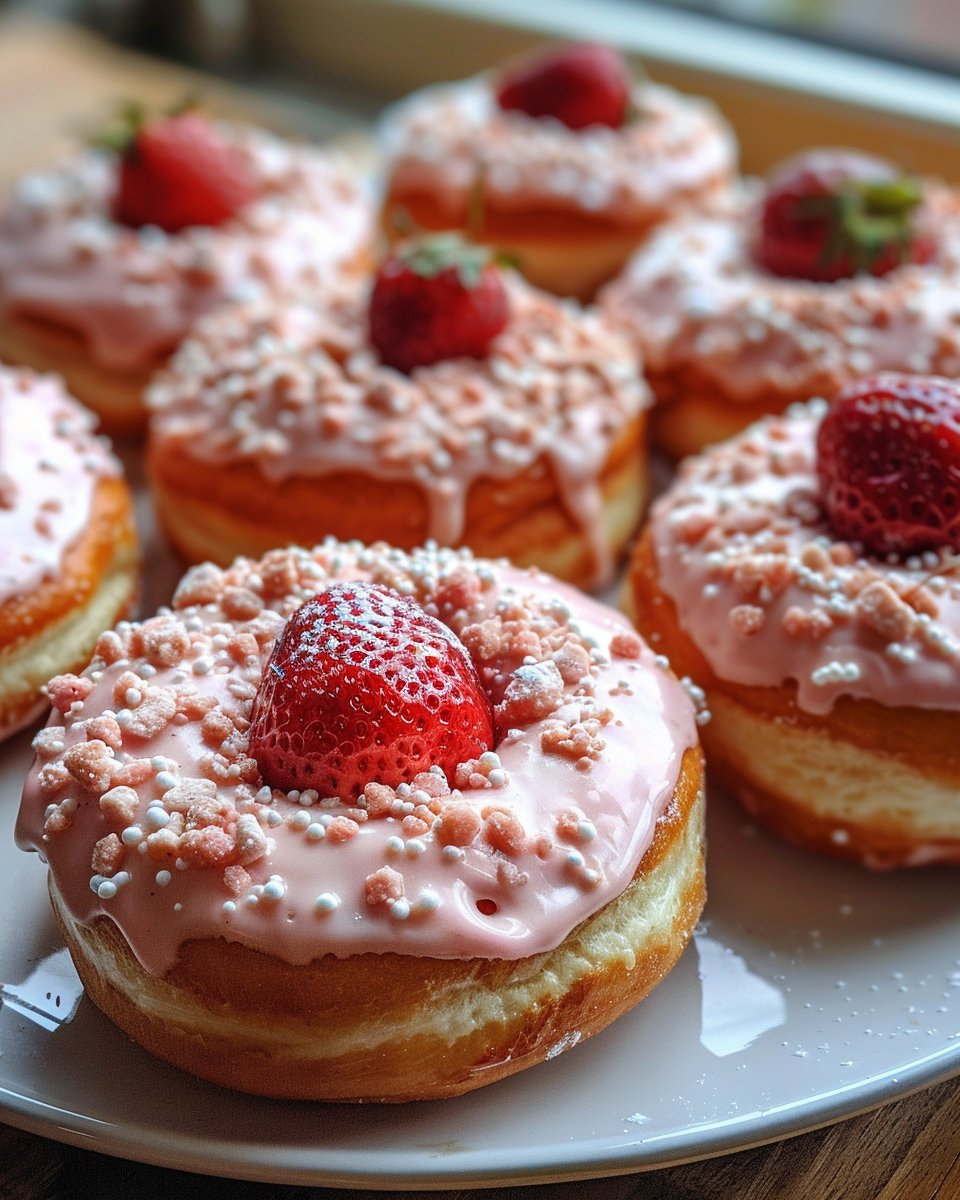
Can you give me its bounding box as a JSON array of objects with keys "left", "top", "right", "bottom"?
[{"left": 0, "top": 14, "right": 959, "bottom": 1199}]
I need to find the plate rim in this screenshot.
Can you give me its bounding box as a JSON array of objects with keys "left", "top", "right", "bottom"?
[{"left": 1, "top": 1029, "right": 958, "bottom": 1188}]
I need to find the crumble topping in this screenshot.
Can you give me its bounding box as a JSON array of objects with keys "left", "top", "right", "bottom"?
[
  {"left": 602, "top": 183, "right": 960, "bottom": 405},
  {"left": 24, "top": 541, "right": 692, "bottom": 964},
  {"left": 651, "top": 401, "right": 960, "bottom": 713},
  {"left": 146, "top": 273, "right": 648, "bottom": 578},
  {"left": 382, "top": 79, "right": 734, "bottom": 225},
  {"left": 0, "top": 124, "right": 370, "bottom": 370}
]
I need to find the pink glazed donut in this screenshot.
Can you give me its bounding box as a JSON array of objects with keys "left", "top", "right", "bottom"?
[
  {"left": 601, "top": 170, "right": 960, "bottom": 460},
  {"left": 17, "top": 540, "right": 703, "bottom": 1100},
  {"left": 145, "top": 270, "right": 650, "bottom": 589},
  {"left": 0, "top": 362, "right": 137, "bottom": 740},
  {"left": 0, "top": 123, "right": 371, "bottom": 433},
  {"left": 628, "top": 399, "right": 960, "bottom": 868},
  {"left": 380, "top": 60, "right": 736, "bottom": 302}
]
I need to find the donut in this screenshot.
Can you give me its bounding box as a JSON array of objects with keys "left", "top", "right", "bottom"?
[
  {"left": 0, "top": 118, "right": 371, "bottom": 434},
  {"left": 16, "top": 540, "right": 704, "bottom": 1101},
  {"left": 626, "top": 382, "right": 960, "bottom": 869},
  {"left": 600, "top": 149, "right": 960, "bottom": 460},
  {"left": 379, "top": 44, "right": 736, "bottom": 302},
  {"left": 146, "top": 254, "right": 651, "bottom": 589},
  {"left": 0, "top": 363, "right": 137, "bottom": 739}
]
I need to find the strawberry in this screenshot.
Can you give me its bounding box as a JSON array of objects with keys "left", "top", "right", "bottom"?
[
  {"left": 756, "top": 149, "right": 934, "bottom": 282},
  {"left": 368, "top": 235, "right": 510, "bottom": 374},
  {"left": 816, "top": 373, "right": 960, "bottom": 556},
  {"left": 495, "top": 42, "right": 631, "bottom": 131},
  {"left": 109, "top": 105, "right": 257, "bottom": 233},
  {"left": 248, "top": 581, "right": 495, "bottom": 799}
]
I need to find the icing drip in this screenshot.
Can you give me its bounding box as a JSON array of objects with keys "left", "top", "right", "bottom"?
[{"left": 147, "top": 275, "right": 649, "bottom": 583}]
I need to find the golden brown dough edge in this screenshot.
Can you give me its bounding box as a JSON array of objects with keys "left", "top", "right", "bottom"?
[
  {"left": 627, "top": 529, "right": 960, "bottom": 867},
  {"left": 0, "top": 476, "right": 138, "bottom": 735},
  {"left": 148, "top": 416, "right": 648, "bottom": 589},
  {"left": 49, "top": 744, "right": 704, "bottom": 1101},
  {"left": 642, "top": 366, "right": 824, "bottom": 462}
]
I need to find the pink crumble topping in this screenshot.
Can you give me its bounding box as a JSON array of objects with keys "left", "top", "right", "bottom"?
[
  {"left": 0, "top": 125, "right": 370, "bottom": 372},
  {"left": 650, "top": 401, "right": 960, "bottom": 713},
  {"left": 365, "top": 865, "right": 404, "bottom": 907},
  {"left": 602, "top": 182, "right": 960, "bottom": 407},
  {"left": 146, "top": 275, "right": 647, "bottom": 572},
  {"left": 19, "top": 540, "right": 691, "bottom": 968},
  {"left": 47, "top": 674, "right": 94, "bottom": 714},
  {"left": 91, "top": 833, "right": 124, "bottom": 877},
  {"left": 383, "top": 78, "right": 734, "bottom": 227}
]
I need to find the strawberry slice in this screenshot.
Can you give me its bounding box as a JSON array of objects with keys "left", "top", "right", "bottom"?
[
  {"left": 368, "top": 235, "right": 510, "bottom": 374},
  {"left": 816, "top": 373, "right": 960, "bottom": 555},
  {"left": 110, "top": 105, "right": 257, "bottom": 233},
  {"left": 756, "top": 149, "right": 934, "bottom": 282},
  {"left": 495, "top": 42, "right": 631, "bottom": 131},
  {"left": 248, "top": 581, "right": 495, "bottom": 798}
]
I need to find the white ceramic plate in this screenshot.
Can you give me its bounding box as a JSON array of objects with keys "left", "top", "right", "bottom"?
[
  {"left": 3, "top": 470, "right": 959, "bottom": 1186},
  {"left": 2, "top": 715, "right": 959, "bottom": 1189}
]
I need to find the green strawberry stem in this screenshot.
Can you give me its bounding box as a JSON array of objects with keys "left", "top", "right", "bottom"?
[
  {"left": 92, "top": 93, "right": 200, "bottom": 156},
  {"left": 804, "top": 175, "right": 923, "bottom": 273},
  {"left": 395, "top": 233, "right": 505, "bottom": 290}
]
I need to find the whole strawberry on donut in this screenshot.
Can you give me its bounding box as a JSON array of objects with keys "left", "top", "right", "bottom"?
[
  {"left": 379, "top": 40, "right": 735, "bottom": 301},
  {"left": 105, "top": 100, "right": 258, "bottom": 232},
  {"left": 495, "top": 42, "right": 633, "bottom": 131},
  {"left": 368, "top": 234, "right": 511, "bottom": 373},
  {"left": 249, "top": 580, "right": 495, "bottom": 797},
  {"left": 817, "top": 373, "right": 960, "bottom": 556},
  {"left": 756, "top": 148, "right": 934, "bottom": 282},
  {"left": 16, "top": 539, "right": 705, "bottom": 1099}
]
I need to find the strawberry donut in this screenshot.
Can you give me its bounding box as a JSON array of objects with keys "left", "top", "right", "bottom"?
[
  {"left": 380, "top": 43, "right": 736, "bottom": 301},
  {"left": 146, "top": 236, "right": 650, "bottom": 589},
  {"left": 16, "top": 540, "right": 704, "bottom": 1101},
  {"left": 0, "top": 108, "right": 371, "bottom": 434},
  {"left": 0, "top": 363, "right": 137, "bottom": 739},
  {"left": 627, "top": 375, "right": 960, "bottom": 869},
  {"left": 601, "top": 148, "right": 960, "bottom": 460}
]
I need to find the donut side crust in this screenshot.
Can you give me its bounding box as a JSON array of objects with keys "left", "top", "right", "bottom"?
[
  {"left": 644, "top": 365, "right": 813, "bottom": 461},
  {"left": 0, "top": 476, "right": 138, "bottom": 735},
  {"left": 148, "top": 416, "right": 647, "bottom": 589},
  {"left": 627, "top": 529, "right": 960, "bottom": 866},
  {"left": 49, "top": 744, "right": 704, "bottom": 1101}
]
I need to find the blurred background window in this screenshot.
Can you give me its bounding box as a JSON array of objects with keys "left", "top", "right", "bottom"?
[
  {"left": 6, "top": 0, "right": 960, "bottom": 78},
  {"left": 2, "top": 0, "right": 958, "bottom": 175},
  {"left": 645, "top": 0, "right": 960, "bottom": 74}
]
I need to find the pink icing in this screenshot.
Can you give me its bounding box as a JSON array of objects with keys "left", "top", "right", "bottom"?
[
  {"left": 0, "top": 125, "right": 371, "bottom": 371},
  {"left": 649, "top": 400, "right": 960, "bottom": 714},
  {"left": 146, "top": 274, "right": 650, "bottom": 584},
  {"left": 16, "top": 541, "right": 697, "bottom": 974},
  {"left": 601, "top": 183, "right": 960, "bottom": 403},
  {"left": 0, "top": 364, "right": 120, "bottom": 606},
  {"left": 380, "top": 78, "right": 736, "bottom": 226}
]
